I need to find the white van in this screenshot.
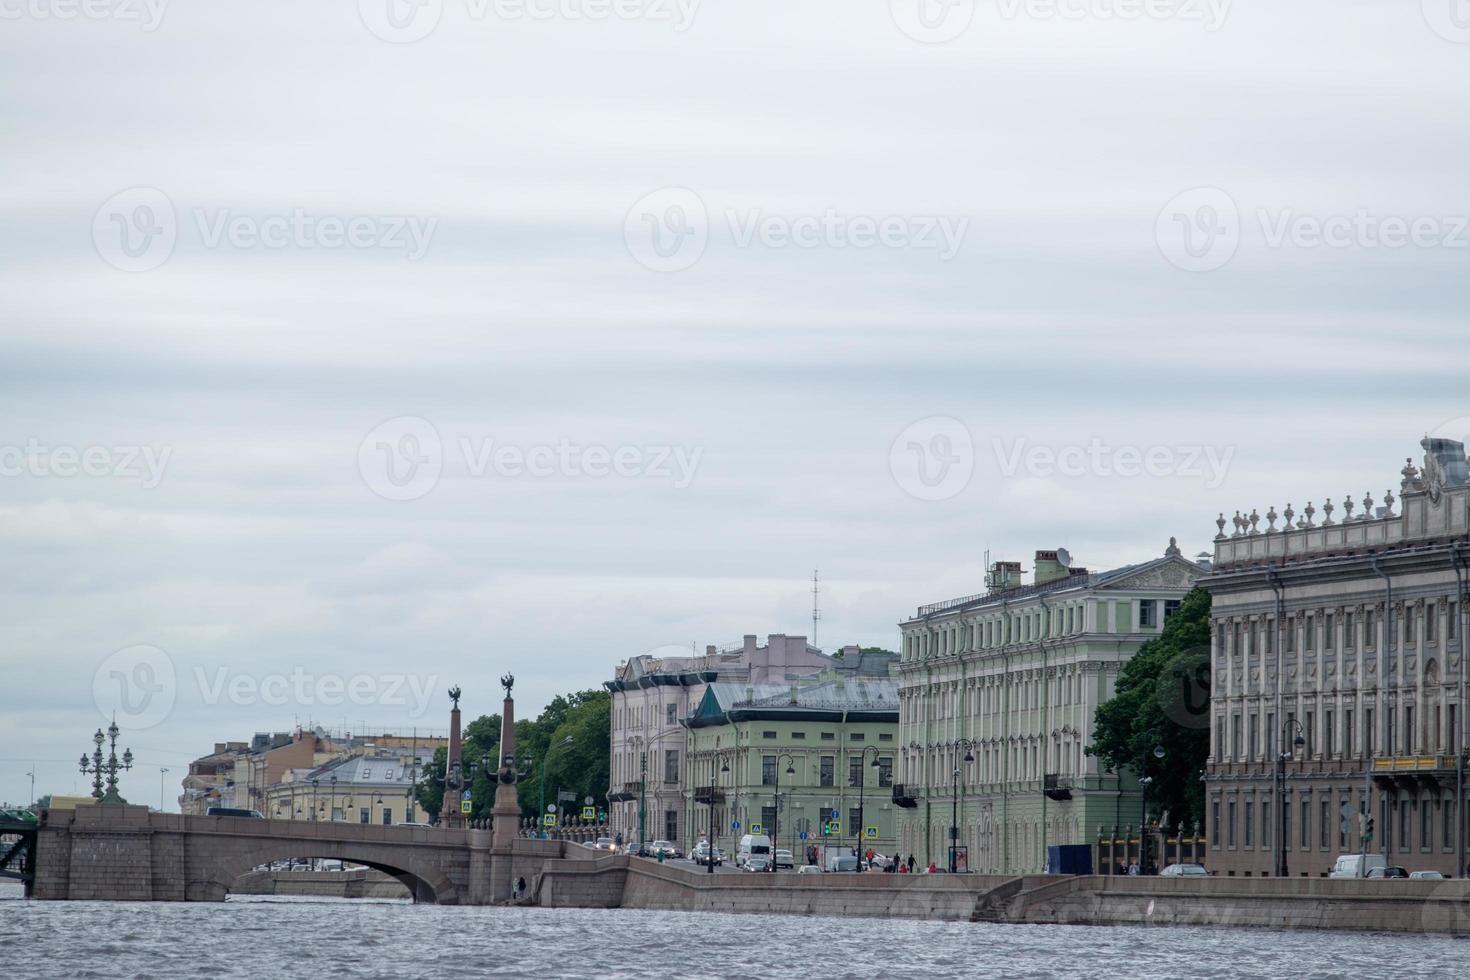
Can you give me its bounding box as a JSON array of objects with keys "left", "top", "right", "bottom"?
[
  {"left": 736, "top": 834, "right": 772, "bottom": 869},
  {"left": 1329, "top": 853, "right": 1387, "bottom": 878}
]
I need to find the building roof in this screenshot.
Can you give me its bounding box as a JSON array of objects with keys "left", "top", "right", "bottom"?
[
  {"left": 686, "top": 678, "right": 899, "bottom": 728},
  {"left": 305, "top": 752, "right": 429, "bottom": 787}
]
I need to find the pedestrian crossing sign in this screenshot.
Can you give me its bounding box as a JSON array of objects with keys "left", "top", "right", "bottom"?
[
  {"left": 750, "top": 822, "right": 762, "bottom": 834},
  {"left": 543, "top": 813, "right": 556, "bottom": 827},
  {"left": 826, "top": 820, "right": 841, "bottom": 835},
  {"left": 460, "top": 800, "right": 471, "bottom": 814},
  {"left": 866, "top": 825, "right": 878, "bottom": 838},
  {"left": 582, "top": 806, "right": 596, "bottom": 820}
]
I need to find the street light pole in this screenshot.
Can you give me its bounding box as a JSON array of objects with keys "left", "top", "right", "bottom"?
[
  {"left": 1276, "top": 719, "right": 1305, "bottom": 877},
  {"left": 1137, "top": 744, "right": 1165, "bottom": 875},
  {"left": 950, "top": 740, "right": 976, "bottom": 873},
  {"left": 159, "top": 767, "right": 169, "bottom": 812},
  {"left": 772, "top": 753, "right": 795, "bottom": 873}
]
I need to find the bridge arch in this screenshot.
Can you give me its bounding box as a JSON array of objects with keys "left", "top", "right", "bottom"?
[{"left": 196, "top": 840, "right": 461, "bottom": 906}]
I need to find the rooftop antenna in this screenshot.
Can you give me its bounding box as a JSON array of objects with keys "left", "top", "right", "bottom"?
[{"left": 811, "top": 569, "right": 821, "bottom": 648}]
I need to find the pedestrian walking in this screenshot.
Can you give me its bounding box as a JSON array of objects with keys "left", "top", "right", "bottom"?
[{"left": 907, "top": 854, "right": 916, "bottom": 874}]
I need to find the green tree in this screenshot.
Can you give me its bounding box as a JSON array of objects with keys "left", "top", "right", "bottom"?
[{"left": 1089, "top": 587, "right": 1212, "bottom": 831}]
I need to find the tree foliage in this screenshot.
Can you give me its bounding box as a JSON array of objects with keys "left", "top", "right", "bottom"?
[
  {"left": 1088, "top": 587, "right": 1212, "bottom": 831},
  {"left": 412, "top": 689, "right": 611, "bottom": 824}
]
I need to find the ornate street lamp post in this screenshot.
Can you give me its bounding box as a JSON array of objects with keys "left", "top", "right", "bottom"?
[
  {"left": 706, "top": 754, "right": 730, "bottom": 874},
  {"left": 771, "top": 753, "right": 795, "bottom": 873},
  {"left": 1138, "top": 744, "right": 1165, "bottom": 875},
  {"left": 1276, "top": 720, "right": 1306, "bottom": 877},
  {"left": 853, "top": 745, "right": 883, "bottom": 870},
  {"left": 948, "top": 740, "right": 976, "bottom": 873},
  {"left": 79, "top": 718, "right": 133, "bottom": 805}
]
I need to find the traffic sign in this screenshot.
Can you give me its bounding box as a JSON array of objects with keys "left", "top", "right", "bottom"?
[
  {"left": 543, "top": 813, "right": 556, "bottom": 827},
  {"left": 461, "top": 789, "right": 471, "bottom": 800},
  {"left": 866, "top": 825, "right": 878, "bottom": 838},
  {"left": 584, "top": 796, "right": 594, "bottom": 806},
  {"left": 799, "top": 831, "right": 808, "bottom": 842},
  {"left": 547, "top": 804, "right": 557, "bottom": 813},
  {"left": 750, "top": 823, "right": 762, "bottom": 834},
  {"left": 731, "top": 820, "right": 741, "bottom": 830},
  {"left": 460, "top": 800, "right": 471, "bottom": 814},
  {"left": 828, "top": 820, "right": 842, "bottom": 835},
  {"left": 582, "top": 806, "right": 596, "bottom": 821}
]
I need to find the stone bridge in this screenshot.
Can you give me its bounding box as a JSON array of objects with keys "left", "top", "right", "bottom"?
[{"left": 30, "top": 804, "right": 572, "bottom": 905}]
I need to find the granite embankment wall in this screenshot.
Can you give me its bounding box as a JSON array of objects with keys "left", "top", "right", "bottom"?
[
  {"left": 232, "top": 868, "right": 411, "bottom": 899},
  {"left": 533, "top": 857, "right": 1470, "bottom": 934},
  {"left": 1008, "top": 874, "right": 1470, "bottom": 933}
]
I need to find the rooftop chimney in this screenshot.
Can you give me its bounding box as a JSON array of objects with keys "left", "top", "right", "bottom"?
[
  {"left": 1033, "top": 550, "right": 1069, "bottom": 586},
  {"left": 988, "top": 560, "right": 1022, "bottom": 593}
]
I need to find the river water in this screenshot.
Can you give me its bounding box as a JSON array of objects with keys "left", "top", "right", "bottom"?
[{"left": 2, "top": 881, "right": 1466, "bottom": 979}]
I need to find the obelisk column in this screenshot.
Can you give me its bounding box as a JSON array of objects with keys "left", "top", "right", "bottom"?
[
  {"left": 492, "top": 673, "right": 520, "bottom": 851},
  {"left": 440, "top": 686, "right": 464, "bottom": 829}
]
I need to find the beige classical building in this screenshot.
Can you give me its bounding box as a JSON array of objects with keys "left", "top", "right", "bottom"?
[
  {"left": 1205, "top": 437, "right": 1470, "bottom": 877},
  {"left": 897, "top": 543, "right": 1206, "bottom": 873},
  {"left": 266, "top": 750, "right": 435, "bottom": 825}
]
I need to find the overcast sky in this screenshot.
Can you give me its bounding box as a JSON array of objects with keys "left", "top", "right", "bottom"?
[{"left": 1, "top": 0, "right": 1467, "bottom": 808}]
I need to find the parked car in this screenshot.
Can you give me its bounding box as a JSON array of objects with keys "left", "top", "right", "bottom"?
[
  {"left": 797, "top": 864, "right": 823, "bottom": 875},
  {"left": 594, "top": 837, "right": 616, "bottom": 851},
  {"left": 1366, "top": 866, "right": 1410, "bottom": 879},
  {"left": 1330, "top": 853, "right": 1387, "bottom": 878},
  {"left": 1160, "top": 863, "right": 1209, "bottom": 877},
  {"left": 774, "top": 849, "right": 795, "bottom": 869},
  {"left": 1409, "top": 870, "right": 1445, "bottom": 880}
]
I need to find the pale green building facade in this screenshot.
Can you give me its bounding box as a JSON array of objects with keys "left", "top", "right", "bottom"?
[
  {"left": 896, "top": 542, "right": 1205, "bottom": 873},
  {"left": 682, "top": 675, "right": 899, "bottom": 860}
]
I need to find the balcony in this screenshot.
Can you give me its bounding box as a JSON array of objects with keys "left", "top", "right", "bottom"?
[
  {"left": 692, "top": 786, "right": 727, "bottom": 806},
  {"left": 606, "top": 781, "right": 641, "bottom": 803},
  {"left": 1371, "top": 755, "right": 1462, "bottom": 793},
  {"left": 891, "top": 784, "right": 918, "bottom": 809},
  {"left": 1043, "top": 773, "right": 1072, "bottom": 801}
]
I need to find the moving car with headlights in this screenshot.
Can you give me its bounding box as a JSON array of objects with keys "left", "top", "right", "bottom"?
[{"left": 1159, "top": 863, "right": 1208, "bottom": 877}]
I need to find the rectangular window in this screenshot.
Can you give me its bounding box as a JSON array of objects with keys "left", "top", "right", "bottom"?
[
  {"left": 667, "top": 704, "right": 677, "bottom": 725},
  {"left": 792, "top": 731, "right": 806, "bottom": 740},
  {"left": 1164, "top": 599, "right": 1181, "bottom": 622},
  {"left": 1287, "top": 617, "right": 1296, "bottom": 653},
  {"left": 760, "top": 806, "right": 776, "bottom": 835},
  {"left": 1450, "top": 603, "right": 1458, "bottom": 639},
  {"left": 1428, "top": 603, "right": 1438, "bottom": 643},
  {"left": 381, "top": 807, "right": 391, "bottom": 825},
  {"left": 1406, "top": 706, "right": 1415, "bottom": 754},
  {"left": 358, "top": 808, "right": 368, "bottom": 824},
  {"left": 1249, "top": 714, "right": 1259, "bottom": 759},
  {"left": 1326, "top": 711, "right": 1335, "bottom": 756},
  {"left": 821, "top": 732, "right": 835, "bottom": 741},
  {"left": 850, "top": 733, "right": 865, "bottom": 742},
  {"left": 848, "top": 755, "right": 863, "bottom": 788},
  {"left": 1422, "top": 801, "right": 1433, "bottom": 850},
  {"left": 1325, "top": 613, "right": 1335, "bottom": 651},
  {"left": 1232, "top": 714, "right": 1242, "bottom": 759},
  {"left": 1365, "top": 610, "right": 1375, "bottom": 649},
  {"left": 665, "top": 749, "right": 680, "bottom": 784},
  {"left": 762, "top": 755, "right": 777, "bottom": 786},
  {"left": 879, "top": 733, "right": 893, "bottom": 742},
  {"left": 1139, "top": 600, "right": 1157, "bottom": 628},
  {"left": 1400, "top": 800, "right": 1411, "bottom": 850},
  {"left": 848, "top": 808, "right": 862, "bottom": 832},
  {"left": 1263, "top": 802, "right": 1272, "bottom": 851},
  {"left": 1283, "top": 800, "right": 1291, "bottom": 849},
  {"left": 1406, "top": 612, "right": 1416, "bottom": 645},
  {"left": 1320, "top": 800, "right": 1330, "bottom": 850},
  {"left": 1346, "top": 709, "right": 1355, "bottom": 758},
  {"left": 878, "top": 757, "right": 893, "bottom": 787},
  {"left": 1367, "top": 708, "right": 1375, "bottom": 756},
  {"left": 819, "top": 756, "right": 834, "bottom": 787},
  {"left": 1300, "top": 800, "right": 1310, "bottom": 849},
  {"left": 1227, "top": 801, "right": 1237, "bottom": 848},
  {"left": 666, "top": 810, "right": 678, "bottom": 841},
  {"left": 1245, "top": 802, "right": 1255, "bottom": 847},
  {"left": 1216, "top": 717, "right": 1225, "bottom": 761},
  {"left": 1211, "top": 801, "right": 1221, "bottom": 847},
  {"left": 1306, "top": 711, "right": 1315, "bottom": 757},
  {"left": 1447, "top": 801, "right": 1456, "bottom": 849},
  {"left": 1305, "top": 615, "right": 1315, "bottom": 652},
  {"left": 762, "top": 731, "right": 777, "bottom": 740},
  {"left": 1345, "top": 612, "right": 1355, "bottom": 649}
]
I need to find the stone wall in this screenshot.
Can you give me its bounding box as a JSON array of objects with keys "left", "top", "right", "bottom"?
[{"left": 232, "top": 868, "right": 411, "bottom": 899}]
